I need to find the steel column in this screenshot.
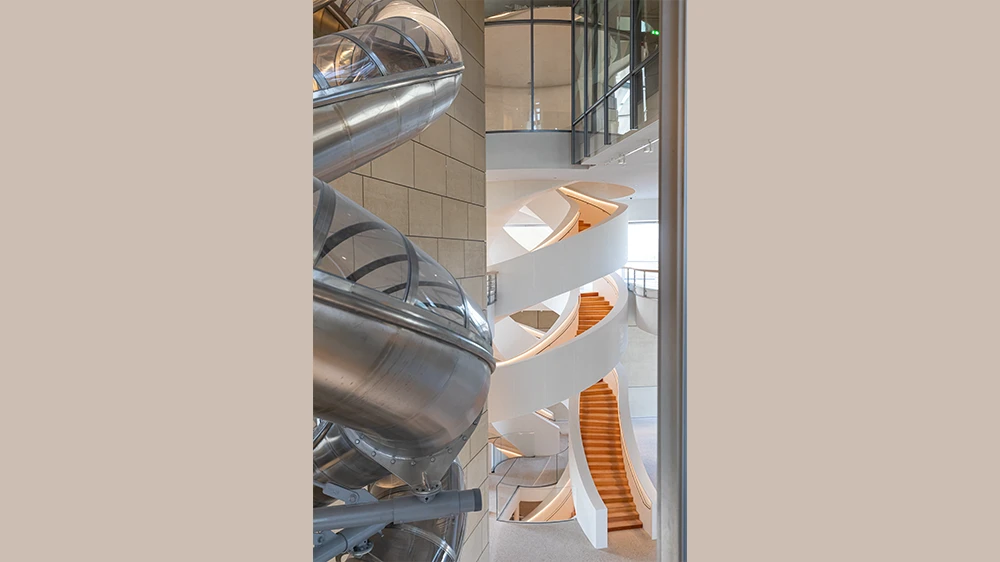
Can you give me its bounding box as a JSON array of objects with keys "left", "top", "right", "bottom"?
[{"left": 657, "top": 1, "right": 686, "bottom": 561}]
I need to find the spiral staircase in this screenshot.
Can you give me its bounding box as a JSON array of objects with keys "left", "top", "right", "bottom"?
[{"left": 486, "top": 181, "right": 658, "bottom": 547}]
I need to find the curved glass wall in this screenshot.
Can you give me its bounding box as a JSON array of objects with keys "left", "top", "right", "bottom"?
[
  {"left": 571, "top": 0, "right": 661, "bottom": 163},
  {"left": 485, "top": 1, "right": 573, "bottom": 132}
]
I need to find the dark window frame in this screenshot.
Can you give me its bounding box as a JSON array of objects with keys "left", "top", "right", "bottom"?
[
  {"left": 571, "top": 0, "right": 660, "bottom": 164},
  {"left": 484, "top": 4, "right": 574, "bottom": 135}
]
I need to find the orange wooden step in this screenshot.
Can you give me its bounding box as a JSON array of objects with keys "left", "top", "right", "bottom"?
[
  {"left": 599, "top": 495, "right": 633, "bottom": 504},
  {"left": 581, "top": 418, "right": 619, "bottom": 423}
]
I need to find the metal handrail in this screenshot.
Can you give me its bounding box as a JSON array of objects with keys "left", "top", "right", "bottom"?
[
  {"left": 486, "top": 271, "right": 498, "bottom": 305},
  {"left": 621, "top": 266, "right": 659, "bottom": 299}
]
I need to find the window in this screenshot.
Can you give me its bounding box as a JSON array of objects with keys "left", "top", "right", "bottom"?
[
  {"left": 485, "top": 1, "right": 574, "bottom": 132},
  {"left": 571, "top": 0, "right": 664, "bottom": 163},
  {"left": 627, "top": 221, "right": 658, "bottom": 265}
]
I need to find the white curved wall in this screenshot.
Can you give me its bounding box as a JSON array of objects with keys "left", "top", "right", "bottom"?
[
  {"left": 491, "top": 412, "right": 561, "bottom": 457},
  {"left": 491, "top": 204, "right": 629, "bottom": 318},
  {"left": 635, "top": 293, "right": 658, "bottom": 335},
  {"left": 568, "top": 392, "right": 608, "bottom": 549},
  {"left": 489, "top": 274, "right": 628, "bottom": 422},
  {"left": 606, "top": 366, "right": 658, "bottom": 539},
  {"left": 525, "top": 189, "right": 573, "bottom": 229},
  {"left": 493, "top": 316, "right": 541, "bottom": 360}
]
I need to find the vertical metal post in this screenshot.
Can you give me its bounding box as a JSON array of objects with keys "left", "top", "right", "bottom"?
[
  {"left": 657, "top": 0, "right": 686, "bottom": 561},
  {"left": 630, "top": 0, "right": 638, "bottom": 131},
  {"left": 583, "top": 0, "right": 589, "bottom": 158},
  {"left": 529, "top": 0, "right": 535, "bottom": 130},
  {"left": 571, "top": 0, "right": 577, "bottom": 160},
  {"left": 603, "top": 0, "right": 610, "bottom": 146}
]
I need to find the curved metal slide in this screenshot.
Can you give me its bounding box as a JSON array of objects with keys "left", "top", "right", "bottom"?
[{"left": 311, "top": 2, "right": 492, "bottom": 561}]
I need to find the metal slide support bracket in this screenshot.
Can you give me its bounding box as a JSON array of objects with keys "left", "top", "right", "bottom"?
[
  {"left": 340, "top": 410, "right": 484, "bottom": 501},
  {"left": 315, "top": 481, "right": 377, "bottom": 505}
]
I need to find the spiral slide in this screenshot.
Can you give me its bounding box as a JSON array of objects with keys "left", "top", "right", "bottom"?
[{"left": 311, "top": 2, "right": 493, "bottom": 561}]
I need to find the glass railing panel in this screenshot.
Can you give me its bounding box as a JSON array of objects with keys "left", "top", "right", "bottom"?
[
  {"left": 572, "top": 4, "right": 586, "bottom": 121},
  {"left": 586, "top": 0, "right": 605, "bottom": 104},
  {"left": 636, "top": 0, "right": 660, "bottom": 63},
  {"left": 608, "top": 79, "right": 632, "bottom": 142},
  {"left": 636, "top": 53, "right": 660, "bottom": 129},
  {"left": 491, "top": 431, "right": 572, "bottom": 523},
  {"left": 607, "top": 0, "right": 631, "bottom": 85},
  {"left": 587, "top": 102, "right": 606, "bottom": 155},
  {"left": 573, "top": 119, "right": 585, "bottom": 163}
]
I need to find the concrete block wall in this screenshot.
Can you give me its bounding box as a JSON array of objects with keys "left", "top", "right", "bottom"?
[{"left": 331, "top": 1, "right": 490, "bottom": 560}]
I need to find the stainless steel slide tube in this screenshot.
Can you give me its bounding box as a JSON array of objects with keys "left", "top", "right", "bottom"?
[
  {"left": 311, "top": 3, "right": 489, "bottom": 560},
  {"left": 313, "top": 0, "right": 465, "bottom": 183}
]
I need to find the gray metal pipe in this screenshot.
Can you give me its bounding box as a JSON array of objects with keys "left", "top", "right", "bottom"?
[
  {"left": 362, "top": 461, "right": 468, "bottom": 562},
  {"left": 312, "top": 532, "right": 347, "bottom": 562},
  {"left": 313, "top": 488, "right": 482, "bottom": 531},
  {"left": 314, "top": 522, "right": 385, "bottom": 562}
]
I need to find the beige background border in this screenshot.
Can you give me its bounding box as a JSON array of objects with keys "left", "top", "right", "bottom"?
[
  {"left": 688, "top": 0, "right": 1000, "bottom": 560},
  {"left": 2, "top": 1, "right": 998, "bottom": 560}
]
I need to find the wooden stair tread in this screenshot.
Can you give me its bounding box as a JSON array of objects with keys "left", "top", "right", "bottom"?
[
  {"left": 579, "top": 378, "right": 640, "bottom": 533},
  {"left": 609, "top": 521, "right": 644, "bottom": 531}
]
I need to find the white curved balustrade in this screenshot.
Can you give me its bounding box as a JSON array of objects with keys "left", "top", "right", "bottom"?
[
  {"left": 568, "top": 391, "right": 608, "bottom": 549},
  {"left": 489, "top": 274, "right": 628, "bottom": 422},
  {"left": 491, "top": 200, "right": 628, "bottom": 319},
  {"left": 486, "top": 180, "right": 639, "bottom": 544},
  {"left": 606, "top": 366, "right": 658, "bottom": 538}
]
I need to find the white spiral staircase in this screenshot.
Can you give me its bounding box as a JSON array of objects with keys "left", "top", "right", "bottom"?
[{"left": 485, "top": 180, "right": 657, "bottom": 547}]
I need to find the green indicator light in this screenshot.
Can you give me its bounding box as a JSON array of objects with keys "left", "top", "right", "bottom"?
[{"left": 651, "top": 30, "right": 660, "bottom": 35}]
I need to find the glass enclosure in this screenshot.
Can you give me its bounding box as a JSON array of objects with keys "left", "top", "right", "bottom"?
[
  {"left": 485, "top": 1, "right": 574, "bottom": 132},
  {"left": 571, "top": 0, "right": 661, "bottom": 163},
  {"left": 312, "top": 4, "right": 459, "bottom": 94},
  {"left": 313, "top": 179, "right": 492, "bottom": 346}
]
